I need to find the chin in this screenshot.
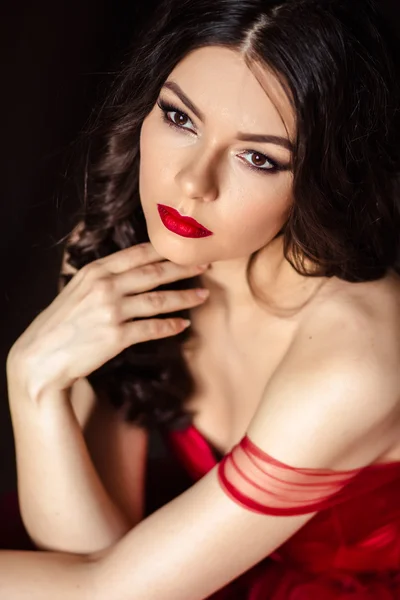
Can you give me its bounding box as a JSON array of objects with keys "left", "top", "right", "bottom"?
[{"left": 147, "top": 228, "right": 205, "bottom": 267}]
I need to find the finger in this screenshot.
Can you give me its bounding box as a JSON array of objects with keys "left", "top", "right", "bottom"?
[
  {"left": 114, "top": 261, "right": 209, "bottom": 296},
  {"left": 119, "top": 288, "right": 209, "bottom": 321},
  {"left": 121, "top": 317, "right": 191, "bottom": 347},
  {"left": 100, "top": 243, "right": 164, "bottom": 274}
]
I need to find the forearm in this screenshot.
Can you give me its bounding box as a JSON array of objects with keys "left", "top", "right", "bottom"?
[
  {"left": 0, "top": 550, "right": 97, "bottom": 600},
  {"left": 7, "top": 375, "right": 132, "bottom": 553}
]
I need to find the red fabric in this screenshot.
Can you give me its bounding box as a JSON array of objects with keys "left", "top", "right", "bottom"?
[
  {"left": 167, "top": 425, "right": 400, "bottom": 599},
  {"left": 217, "top": 435, "right": 362, "bottom": 515}
]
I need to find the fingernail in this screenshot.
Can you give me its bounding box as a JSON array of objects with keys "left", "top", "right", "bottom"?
[
  {"left": 195, "top": 288, "right": 210, "bottom": 298},
  {"left": 197, "top": 264, "right": 210, "bottom": 270},
  {"left": 181, "top": 319, "right": 191, "bottom": 328}
]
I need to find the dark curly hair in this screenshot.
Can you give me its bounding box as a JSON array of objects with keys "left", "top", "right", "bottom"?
[{"left": 60, "top": 0, "right": 400, "bottom": 430}]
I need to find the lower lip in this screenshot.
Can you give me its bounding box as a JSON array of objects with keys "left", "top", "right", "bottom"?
[{"left": 157, "top": 205, "right": 213, "bottom": 238}]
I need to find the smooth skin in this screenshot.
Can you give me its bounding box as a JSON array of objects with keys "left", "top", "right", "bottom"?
[
  {"left": 2, "top": 46, "right": 400, "bottom": 599},
  {"left": 8, "top": 242, "right": 210, "bottom": 553}
]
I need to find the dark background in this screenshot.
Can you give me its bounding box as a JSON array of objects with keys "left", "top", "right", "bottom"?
[
  {"left": 0, "top": 0, "right": 159, "bottom": 493},
  {"left": 0, "top": 0, "right": 399, "bottom": 494}
]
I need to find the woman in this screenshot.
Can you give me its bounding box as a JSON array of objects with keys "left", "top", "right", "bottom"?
[{"left": 2, "top": 0, "right": 400, "bottom": 597}]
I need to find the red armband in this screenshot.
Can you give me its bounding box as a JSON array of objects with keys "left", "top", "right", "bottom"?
[{"left": 217, "top": 436, "right": 362, "bottom": 516}]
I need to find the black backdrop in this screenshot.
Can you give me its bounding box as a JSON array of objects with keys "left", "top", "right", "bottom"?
[
  {"left": 0, "top": 0, "right": 399, "bottom": 494},
  {"left": 0, "top": 0, "right": 158, "bottom": 493}
]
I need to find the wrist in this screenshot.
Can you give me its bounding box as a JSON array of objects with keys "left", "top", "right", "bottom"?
[
  {"left": 7, "top": 356, "right": 69, "bottom": 409},
  {"left": 7, "top": 345, "right": 71, "bottom": 405}
]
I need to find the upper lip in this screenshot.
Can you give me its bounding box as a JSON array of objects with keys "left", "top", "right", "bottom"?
[{"left": 160, "top": 205, "right": 212, "bottom": 232}]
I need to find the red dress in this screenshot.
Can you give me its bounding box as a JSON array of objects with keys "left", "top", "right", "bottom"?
[{"left": 166, "top": 425, "right": 400, "bottom": 599}]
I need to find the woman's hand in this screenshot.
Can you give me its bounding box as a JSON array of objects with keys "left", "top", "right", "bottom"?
[{"left": 7, "top": 242, "right": 209, "bottom": 399}]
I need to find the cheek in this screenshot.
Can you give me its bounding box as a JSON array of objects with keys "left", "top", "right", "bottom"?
[
  {"left": 139, "top": 116, "right": 180, "bottom": 197},
  {"left": 222, "top": 176, "right": 292, "bottom": 246},
  {"left": 139, "top": 117, "right": 160, "bottom": 195}
]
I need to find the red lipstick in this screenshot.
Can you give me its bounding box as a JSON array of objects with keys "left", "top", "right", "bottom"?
[{"left": 157, "top": 204, "right": 213, "bottom": 238}]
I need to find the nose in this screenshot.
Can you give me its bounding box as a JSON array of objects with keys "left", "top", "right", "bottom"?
[{"left": 175, "top": 149, "right": 219, "bottom": 203}]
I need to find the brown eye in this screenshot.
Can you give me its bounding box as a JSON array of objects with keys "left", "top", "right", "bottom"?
[
  {"left": 170, "top": 111, "right": 189, "bottom": 127},
  {"left": 158, "top": 100, "right": 195, "bottom": 132},
  {"left": 238, "top": 150, "right": 281, "bottom": 173},
  {"left": 251, "top": 152, "right": 268, "bottom": 167}
]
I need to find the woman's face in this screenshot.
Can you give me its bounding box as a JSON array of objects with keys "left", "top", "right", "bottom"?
[{"left": 139, "top": 46, "right": 295, "bottom": 266}]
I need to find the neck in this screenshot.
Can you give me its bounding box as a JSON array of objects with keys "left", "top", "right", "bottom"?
[{"left": 198, "top": 236, "right": 326, "bottom": 317}]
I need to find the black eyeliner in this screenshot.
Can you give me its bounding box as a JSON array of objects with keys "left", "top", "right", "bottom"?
[
  {"left": 157, "top": 98, "right": 193, "bottom": 130},
  {"left": 239, "top": 152, "right": 290, "bottom": 175},
  {"left": 157, "top": 98, "right": 291, "bottom": 174}
]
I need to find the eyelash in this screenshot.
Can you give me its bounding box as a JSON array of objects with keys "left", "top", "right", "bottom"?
[{"left": 156, "top": 99, "right": 286, "bottom": 175}]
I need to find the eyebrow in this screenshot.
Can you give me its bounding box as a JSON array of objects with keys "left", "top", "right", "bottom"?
[{"left": 161, "top": 80, "right": 294, "bottom": 152}]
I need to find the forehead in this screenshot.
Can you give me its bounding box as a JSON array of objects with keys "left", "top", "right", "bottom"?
[{"left": 167, "top": 46, "right": 295, "bottom": 140}]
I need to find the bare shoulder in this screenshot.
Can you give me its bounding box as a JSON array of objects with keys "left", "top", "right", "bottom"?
[
  {"left": 315, "top": 269, "right": 400, "bottom": 328},
  {"left": 248, "top": 272, "right": 400, "bottom": 469},
  {"left": 297, "top": 271, "right": 400, "bottom": 388}
]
